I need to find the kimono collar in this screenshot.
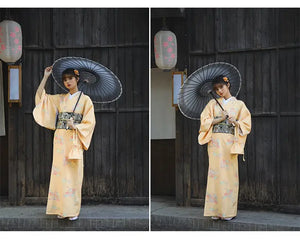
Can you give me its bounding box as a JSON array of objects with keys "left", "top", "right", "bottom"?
[
  {"left": 221, "top": 96, "right": 236, "bottom": 104},
  {"left": 68, "top": 91, "right": 81, "bottom": 99}
]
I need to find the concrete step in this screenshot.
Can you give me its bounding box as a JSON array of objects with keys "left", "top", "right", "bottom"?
[
  {"left": 0, "top": 203, "right": 149, "bottom": 231},
  {"left": 151, "top": 197, "right": 300, "bottom": 231}
]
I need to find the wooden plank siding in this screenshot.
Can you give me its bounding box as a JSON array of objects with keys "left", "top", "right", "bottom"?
[
  {"left": 0, "top": 31, "right": 9, "bottom": 195},
  {"left": 0, "top": 8, "right": 149, "bottom": 205},
  {"left": 152, "top": 8, "right": 300, "bottom": 211}
]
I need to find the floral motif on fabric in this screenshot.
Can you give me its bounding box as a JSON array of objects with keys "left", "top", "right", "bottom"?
[
  {"left": 51, "top": 205, "right": 59, "bottom": 211},
  {"left": 62, "top": 177, "right": 72, "bottom": 184},
  {"left": 54, "top": 135, "right": 64, "bottom": 145},
  {"left": 212, "top": 152, "right": 221, "bottom": 158},
  {"left": 51, "top": 166, "right": 60, "bottom": 176},
  {"left": 220, "top": 159, "right": 230, "bottom": 169},
  {"left": 208, "top": 169, "right": 218, "bottom": 179},
  {"left": 210, "top": 138, "right": 220, "bottom": 148},
  {"left": 56, "top": 148, "right": 64, "bottom": 154},
  {"left": 209, "top": 207, "right": 218, "bottom": 212},
  {"left": 220, "top": 180, "right": 228, "bottom": 185},
  {"left": 49, "top": 191, "right": 60, "bottom": 201},
  {"left": 64, "top": 188, "right": 76, "bottom": 198},
  {"left": 206, "top": 193, "right": 218, "bottom": 204},
  {"left": 223, "top": 189, "right": 233, "bottom": 200},
  {"left": 226, "top": 138, "right": 235, "bottom": 145}
]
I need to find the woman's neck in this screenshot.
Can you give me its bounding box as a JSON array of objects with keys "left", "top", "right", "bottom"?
[
  {"left": 69, "top": 87, "right": 79, "bottom": 95},
  {"left": 223, "top": 93, "right": 232, "bottom": 100}
]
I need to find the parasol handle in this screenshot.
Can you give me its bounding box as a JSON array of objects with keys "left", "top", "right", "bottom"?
[{"left": 208, "top": 90, "right": 228, "bottom": 119}]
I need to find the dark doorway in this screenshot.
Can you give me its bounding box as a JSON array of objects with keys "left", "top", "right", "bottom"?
[{"left": 151, "top": 139, "right": 175, "bottom": 196}]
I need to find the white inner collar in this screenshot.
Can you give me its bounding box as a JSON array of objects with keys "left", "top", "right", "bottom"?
[
  {"left": 68, "top": 91, "right": 81, "bottom": 99},
  {"left": 222, "top": 96, "right": 234, "bottom": 104}
]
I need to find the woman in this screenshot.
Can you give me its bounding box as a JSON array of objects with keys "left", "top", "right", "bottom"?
[
  {"left": 198, "top": 75, "right": 251, "bottom": 221},
  {"left": 33, "top": 66, "right": 96, "bottom": 220}
]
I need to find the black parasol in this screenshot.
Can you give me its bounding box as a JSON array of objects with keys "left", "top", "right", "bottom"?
[
  {"left": 178, "top": 62, "right": 241, "bottom": 120},
  {"left": 52, "top": 57, "right": 122, "bottom": 103}
]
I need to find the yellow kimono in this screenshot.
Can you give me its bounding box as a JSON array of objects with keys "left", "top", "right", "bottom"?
[
  {"left": 33, "top": 89, "right": 96, "bottom": 217},
  {"left": 198, "top": 97, "right": 251, "bottom": 218}
]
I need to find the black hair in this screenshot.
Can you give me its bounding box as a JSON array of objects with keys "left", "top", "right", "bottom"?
[
  {"left": 62, "top": 68, "right": 80, "bottom": 82},
  {"left": 212, "top": 75, "right": 231, "bottom": 91}
]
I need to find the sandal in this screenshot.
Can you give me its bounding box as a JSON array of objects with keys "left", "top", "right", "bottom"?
[
  {"left": 69, "top": 216, "right": 78, "bottom": 221},
  {"left": 222, "top": 217, "right": 233, "bottom": 221}
]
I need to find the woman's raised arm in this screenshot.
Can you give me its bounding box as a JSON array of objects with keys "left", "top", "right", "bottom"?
[{"left": 36, "top": 66, "right": 52, "bottom": 100}]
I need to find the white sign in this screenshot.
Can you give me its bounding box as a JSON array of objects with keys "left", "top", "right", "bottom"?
[
  {"left": 173, "top": 73, "right": 182, "bottom": 105},
  {"left": 9, "top": 68, "right": 20, "bottom": 100}
]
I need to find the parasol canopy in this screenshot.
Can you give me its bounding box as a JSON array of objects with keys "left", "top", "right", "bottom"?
[
  {"left": 52, "top": 57, "right": 122, "bottom": 103},
  {"left": 178, "top": 62, "right": 242, "bottom": 120}
]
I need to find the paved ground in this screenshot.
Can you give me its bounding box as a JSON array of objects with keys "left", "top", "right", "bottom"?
[
  {"left": 151, "top": 196, "right": 300, "bottom": 231},
  {"left": 0, "top": 202, "right": 149, "bottom": 231}
]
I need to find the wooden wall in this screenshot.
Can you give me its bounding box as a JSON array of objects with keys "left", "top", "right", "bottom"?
[
  {"left": 0, "top": 61, "right": 8, "bottom": 196},
  {"left": 152, "top": 8, "right": 300, "bottom": 211},
  {"left": 0, "top": 8, "right": 149, "bottom": 205}
]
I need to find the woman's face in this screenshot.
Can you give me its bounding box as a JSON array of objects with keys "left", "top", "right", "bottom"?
[
  {"left": 63, "top": 74, "right": 78, "bottom": 90},
  {"left": 213, "top": 83, "right": 230, "bottom": 97}
]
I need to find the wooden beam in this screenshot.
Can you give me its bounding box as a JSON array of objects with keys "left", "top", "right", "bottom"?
[
  {"left": 190, "top": 44, "right": 300, "bottom": 56},
  {"left": 23, "top": 43, "right": 148, "bottom": 50}
]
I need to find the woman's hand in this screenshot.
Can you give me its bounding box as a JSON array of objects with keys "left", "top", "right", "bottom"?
[
  {"left": 36, "top": 66, "right": 53, "bottom": 101},
  {"left": 44, "top": 66, "right": 53, "bottom": 78},
  {"left": 227, "top": 116, "right": 239, "bottom": 127},
  {"left": 67, "top": 117, "right": 76, "bottom": 130},
  {"left": 221, "top": 110, "right": 229, "bottom": 121}
]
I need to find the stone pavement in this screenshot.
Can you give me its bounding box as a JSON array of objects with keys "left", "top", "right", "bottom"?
[
  {"left": 0, "top": 202, "right": 149, "bottom": 231},
  {"left": 151, "top": 196, "right": 300, "bottom": 231}
]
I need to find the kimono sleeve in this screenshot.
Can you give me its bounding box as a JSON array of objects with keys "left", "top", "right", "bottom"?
[
  {"left": 75, "top": 96, "right": 96, "bottom": 151},
  {"left": 32, "top": 89, "right": 60, "bottom": 130},
  {"left": 237, "top": 102, "right": 251, "bottom": 136},
  {"left": 198, "top": 100, "right": 214, "bottom": 145},
  {"left": 231, "top": 102, "right": 252, "bottom": 155}
]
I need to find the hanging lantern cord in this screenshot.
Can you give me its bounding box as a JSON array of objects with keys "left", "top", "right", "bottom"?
[
  {"left": 161, "top": 17, "right": 168, "bottom": 31},
  {"left": 4, "top": 9, "right": 12, "bottom": 20}
]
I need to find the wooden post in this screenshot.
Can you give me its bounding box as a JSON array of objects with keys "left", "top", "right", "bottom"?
[
  {"left": 8, "top": 105, "right": 25, "bottom": 205},
  {"left": 175, "top": 109, "right": 184, "bottom": 206}
]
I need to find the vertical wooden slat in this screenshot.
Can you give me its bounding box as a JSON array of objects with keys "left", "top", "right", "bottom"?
[
  {"left": 183, "top": 117, "right": 191, "bottom": 206},
  {"left": 175, "top": 110, "right": 184, "bottom": 206}
]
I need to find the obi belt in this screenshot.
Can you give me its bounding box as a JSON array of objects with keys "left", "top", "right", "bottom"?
[
  {"left": 56, "top": 112, "right": 83, "bottom": 130},
  {"left": 212, "top": 117, "right": 235, "bottom": 135}
]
